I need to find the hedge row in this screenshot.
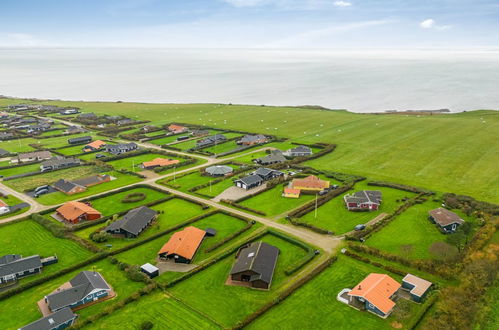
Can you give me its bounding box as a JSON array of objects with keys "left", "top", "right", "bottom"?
[
  {"left": 342, "top": 249, "right": 407, "bottom": 276},
  {"left": 31, "top": 213, "right": 66, "bottom": 238},
  {"left": 286, "top": 217, "right": 332, "bottom": 235},
  {"left": 234, "top": 256, "right": 337, "bottom": 329},
  {"left": 367, "top": 181, "right": 435, "bottom": 195},
  {"left": 172, "top": 194, "right": 210, "bottom": 210},
  {"left": 188, "top": 178, "right": 224, "bottom": 193},
  {"left": 406, "top": 292, "right": 439, "bottom": 330},
  {"left": 221, "top": 199, "right": 267, "bottom": 216},
  {"left": 204, "top": 222, "right": 254, "bottom": 253}
]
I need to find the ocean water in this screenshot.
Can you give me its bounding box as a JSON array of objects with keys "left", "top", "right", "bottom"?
[{"left": 1, "top": 48, "right": 498, "bottom": 112}]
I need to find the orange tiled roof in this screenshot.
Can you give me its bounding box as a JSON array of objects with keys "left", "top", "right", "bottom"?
[
  {"left": 348, "top": 273, "right": 401, "bottom": 315},
  {"left": 0, "top": 200, "right": 7, "bottom": 207},
  {"left": 56, "top": 201, "right": 101, "bottom": 222},
  {"left": 158, "top": 226, "right": 205, "bottom": 260},
  {"left": 168, "top": 124, "right": 186, "bottom": 132},
  {"left": 292, "top": 175, "right": 329, "bottom": 190},
  {"left": 284, "top": 188, "right": 301, "bottom": 195},
  {"left": 142, "top": 158, "right": 180, "bottom": 168},
  {"left": 84, "top": 140, "right": 106, "bottom": 150}
]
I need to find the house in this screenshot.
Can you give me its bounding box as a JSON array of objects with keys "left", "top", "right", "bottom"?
[
  {"left": 45, "top": 271, "right": 112, "bottom": 312},
  {"left": 140, "top": 263, "right": 159, "bottom": 279},
  {"left": 283, "top": 188, "right": 301, "bottom": 198},
  {"left": 11, "top": 150, "right": 52, "bottom": 164},
  {"left": 77, "top": 113, "right": 97, "bottom": 120},
  {"left": 68, "top": 136, "right": 92, "bottom": 145},
  {"left": 53, "top": 180, "right": 86, "bottom": 195},
  {"left": 72, "top": 174, "right": 111, "bottom": 187},
  {"left": 0, "top": 200, "right": 10, "bottom": 215},
  {"left": 20, "top": 307, "right": 77, "bottom": 330},
  {"left": 401, "top": 274, "right": 432, "bottom": 303},
  {"left": 40, "top": 157, "right": 81, "bottom": 172},
  {"left": 140, "top": 158, "right": 180, "bottom": 170},
  {"left": 117, "top": 118, "right": 136, "bottom": 126},
  {"left": 0, "top": 255, "right": 43, "bottom": 284},
  {"left": 82, "top": 140, "right": 106, "bottom": 152},
  {"left": 56, "top": 201, "right": 101, "bottom": 224},
  {"left": 283, "top": 145, "right": 313, "bottom": 157},
  {"left": 290, "top": 175, "right": 330, "bottom": 192},
  {"left": 237, "top": 134, "right": 268, "bottom": 146},
  {"left": 347, "top": 273, "right": 401, "bottom": 318},
  {"left": 0, "top": 148, "right": 9, "bottom": 157},
  {"left": 60, "top": 108, "right": 80, "bottom": 115},
  {"left": 0, "top": 132, "right": 14, "bottom": 140},
  {"left": 158, "top": 226, "right": 206, "bottom": 263},
  {"left": 428, "top": 208, "right": 465, "bottom": 233},
  {"left": 65, "top": 126, "right": 86, "bottom": 134},
  {"left": 205, "top": 165, "right": 233, "bottom": 177},
  {"left": 140, "top": 125, "right": 157, "bottom": 132},
  {"left": 256, "top": 150, "right": 287, "bottom": 165},
  {"left": 344, "top": 190, "right": 382, "bottom": 211},
  {"left": 105, "top": 142, "right": 138, "bottom": 155},
  {"left": 196, "top": 134, "right": 227, "bottom": 148},
  {"left": 168, "top": 124, "right": 188, "bottom": 134},
  {"left": 229, "top": 241, "right": 279, "bottom": 290},
  {"left": 234, "top": 174, "right": 264, "bottom": 190},
  {"left": 250, "top": 168, "right": 284, "bottom": 181},
  {"left": 190, "top": 129, "right": 209, "bottom": 137},
  {"left": 105, "top": 206, "right": 157, "bottom": 238},
  {"left": 27, "top": 123, "right": 51, "bottom": 133}
]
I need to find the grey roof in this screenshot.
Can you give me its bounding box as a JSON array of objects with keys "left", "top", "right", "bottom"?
[
  {"left": 0, "top": 148, "right": 9, "bottom": 156},
  {"left": 18, "top": 151, "right": 51, "bottom": 160},
  {"left": 72, "top": 175, "right": 110, "bottom": 187},
  {"left": 68, "top": 136, "right": 92, "bottom": 143},
  {"left": 105, "top": 142, "right": 138, "bottom": 153},
  {"left": 257, "top": 151, "right": 286, "bottom": 164},
  {"left": 47, "top": 271, "right": 110, "bottom": 310},
  {"left": 0, "top": 254, "right": 21, "bottom": 265},
  {"left": 429, "top": 208, "right": 465, "bottom": 226},
  {"left": 53, "top": 179, "right": 82, "bottom": 193},
  {"left": 19, "top": 307, "right": 77, "bottom": 330},
  {"left": 41, "top": 157, "right": 80, "bottom": 168},
  {"left": 252, "top": 167, "right": 283, "bottom": 178},
  {"left": 197, "top": 134, "right": 226, "bottom": 146},
  {"left": 238, "top": 134, "right": 267, "bottom": 144},
  {"left": 8, "top": 203, "right": 29, "bottom": 213},
  {"left": 105, "top": 206, "right": 157, "bottom": 236},
  {"left": 78, "top": 113, "right": 96, "bottom": 118},
  {"left": 288, "top": 145, "right": 312, "bottom": 154},
  {"left": 0, "top": 255, "right": 42, "bottom": 278},
  {"left": 345, "top": 190, "right": 382, "bottom": 205},
  {"left": 230, "top": 241, "right": 279, "bottom": 285},
  {"left": 235, "top": 174, "right": 264, "bottom": 186},
  {"left": 140, "top": 263, "right": 159, "bottom": 274},
  {"left": 205, "top": 165, "right": 233, "bottom": 176}
]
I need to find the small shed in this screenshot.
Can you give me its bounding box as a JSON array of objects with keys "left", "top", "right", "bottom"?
[
  {"left": 205, "top": 228, "right": 217, "bottom": 237},
  {"left": 205, "top": 165, "right": 233, "bottom": 177},
  {"left": 140, "top": 263, "right": 159, "bottom": 279}
]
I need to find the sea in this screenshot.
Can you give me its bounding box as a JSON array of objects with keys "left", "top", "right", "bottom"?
[{"left": 1, "top": 48, "right": 499, "bottom": 113}]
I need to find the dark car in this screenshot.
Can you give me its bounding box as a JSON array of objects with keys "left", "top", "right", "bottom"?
[
  {"left": 354, "top": 224, "right": 366, "bottom": 231},
  {"left": 34, "top": 185, "right": 50, "bottom": 193},
  {"left": 95, "top": 153, "right": 106, "bottom": 159}
]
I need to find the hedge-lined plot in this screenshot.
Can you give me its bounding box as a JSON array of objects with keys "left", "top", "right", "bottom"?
[
  {"left": 106, "top": 153, "right": 182, "bottom": 172},
  {"left": 89, "top": 187, "right": 168, "bottom": 216},
  {"left": 168, "top": 233, "right": 311, "bottom": 328},
  {"left": 0, "top": 163, "right": 42, "bottom": 178}
]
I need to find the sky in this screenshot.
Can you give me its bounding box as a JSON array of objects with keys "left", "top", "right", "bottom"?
[{"left": 0, "top": 0, "right": 498, "bottom": 49}]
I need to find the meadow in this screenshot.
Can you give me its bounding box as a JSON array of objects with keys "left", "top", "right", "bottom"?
[{"left": 23, "top": 100, "right": 498, "bottom": 202}]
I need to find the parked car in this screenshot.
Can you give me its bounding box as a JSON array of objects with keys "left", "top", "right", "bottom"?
[
  {"left": 95, "top": 153, "right": 106, "bottom": 159},
  {"left": 34, "top": 189, "right": 49, "bottom": 198},
  {"left": 34, "top": 185, "right": 50, "bottom": 193},
  {"left": 354, "top": 224, "right": 366, "bottom": 231}
]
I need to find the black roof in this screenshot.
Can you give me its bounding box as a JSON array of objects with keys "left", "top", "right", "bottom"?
[
  {"left": 257, "top": 151, "right": 286, "bottom": 164},
  {"left": 345, "top": 190, "right": 382, "bottom": 204},
  {"left": 68, "top": 136, "right": 92, "bottom": 143},
  {"left": 46, "top": 271, "right": 111, "bottom": 310},
  {"left": 20, "top": 307, "right": 77, "bottom": 330},
  {"left": 41, "top": 157, "right": 81, "bottom": 168},
  {"left": 72, "top": 175, "right": 110, "bottom": 187},
  {"left": 238, "top": 134, "right": 267, "bottom": 143},
  {"left": 0, "top": 255, "right": 42, "bottom": 278},
  {"left": 0, "top": 148, "right": 10, "bottom": 156},
  {"left": 53, "top": 179, "right": 82, "bottom": 193},
  {"left": 235, "top": 174, "right": 264, "bottom": 186},
  {"left": 0, "top": 254, "right": 21, "bottom": 265},
  {"left": 252, "top": 167, "right": 283, "bottom": 178},
  {"left": 105, "top": 206, "right": 157, "bottom": 236},
  {"left": 230, "top": 241, "right": 279, "bottom": 285}
]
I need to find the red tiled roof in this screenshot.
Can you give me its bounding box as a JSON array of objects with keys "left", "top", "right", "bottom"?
[
  {"left": 168, "top": 124, "right": 187, "bottom": 132},
  {"left": 84, "top": 140, "right": 106, "bottom": 150},
  {"left": 291, "top": 175, "right": 329, "bottom": 190}
]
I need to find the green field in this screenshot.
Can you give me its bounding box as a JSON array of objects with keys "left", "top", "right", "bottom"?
[
  {"left": 366, "top": 201, "right": 473, "bottom": 259},
  {"left": 202, "top": 140, "right": 241, "bottom": 155},
  {"left": 248, "top": 255, "right": 424, "bottom": 330},
  {"left": 106, "top": 153, "right": 181, "bottom": 172},
  {"left": 0, "top": 138, "right": 37, "bottom": 153},
  {"left": 89, "top": 186, "right": 168, "bottom": 216},
  {"left": 168, "top": 233, "right": 310, "bottom": 328},
  {"left": 239, "top": 184, "right": 315, "bottom": 217},
  {"left": 196, "top": 178, "right": 235, "bottom": 198},
  {"left": 297, "top": 182, "right": 415, "bottom": 234},
  {"left": 147, "top": 134, "right": 189, "bottom": 145},
  {"left": 20, "top": 101, "right": 498, "bottom": 202},
  {"left": 0, "top": 220, "right": 93, "bottom": 284},
  {"left": 0, "top": 259, "right": 143, "bottom": 330},
  {"left": 160, "top": 171, "right": 213, "bottom": 191},
  {"left": 0, "top": 162, "right": 42, "bottom": 178},
  {"left": 84, "top": 291, "right": 220, "bottom": 330},
  {"left": 75, "top": 197, "right": 208, "bottom": 251}
]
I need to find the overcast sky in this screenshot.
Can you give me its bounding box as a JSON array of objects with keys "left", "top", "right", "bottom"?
[{"left": 1, "top": 0, "right": 498, "bottom": 49}]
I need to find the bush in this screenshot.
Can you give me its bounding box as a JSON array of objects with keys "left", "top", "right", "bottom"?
[
  {"left": 122, "top": 192, "right": 146, "bottom": 203},
  {"left": 141, "top": 321, "right": 154, "bottom": 330},
  {"left": 90, "top": 230, "right": 109, "bottom": 243}
]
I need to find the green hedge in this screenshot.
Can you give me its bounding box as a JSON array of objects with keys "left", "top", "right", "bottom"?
[
  {"left": 368, "top": 181, "right": 435, "bottom": 195},
  {"left": 204, "top": 222, "right": 254, "bottom": 253},
  {"left": 221, "top": 199, "right": 267, "bottom": 216}
]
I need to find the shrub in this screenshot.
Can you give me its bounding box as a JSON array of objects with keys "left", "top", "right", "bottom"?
[
  {"left": 141, "top": 321, "right": 154, "bottom": 330},
  {"left": 90, "top": 231, "right": 109, "bottom": 243},
  {"left": 122, "top": 192, "right": 146, "bottom": 203}
]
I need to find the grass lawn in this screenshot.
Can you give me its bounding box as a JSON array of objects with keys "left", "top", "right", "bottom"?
[
  {"left": 3, "top": 165, "right": 106, "bottom": 192},
  {"left": 0, "top": 259, "right": 143, "bottom": 330},
  {"left": 0, "top": 138, "right": 37, "bottom": 153},
  {"left": 106, "top": 153, "right": 181, "bottom": 172},
  {"left": 247, "top": 255, "right": 421, "bottom": 330},
  {"left": 0, "top": 162, "right": 42, "bottom": 178},
  {"left": 0, "top": 220, "right": 93, "bottom": 284},
  {"left": 148, "top": 134, "right": 188, "bottom": 145},
  {"left": 37, "top": 132, "right": 106, "bottom": 149},
  {"left": 75, "top": 198, "right": 208, "bottom": 251},
  {"left": 240, "top": 184, "right": 315, "bottom": 217},
  {"left": 54, "top": 144, "right": 89, "bottom": 155},
  {"left": 168, "top": 233, "right": 310, "bottom": 328},
  {"left": 297, "top": 181, "right": 415, "bottom": 234},
  {"left": 366, "top": 200, "right": 474, "bottom": 260},
  {"left": 36, "top": 171, "right": 143, "bottom": 206},
  {"left": 202, "top": 140, "right": 241, "bottom": 155},
  {"left": 0, "top": 194, "right": 29, "bottom": 219},
  {"left": 89, "top": 186, "right": 168, "bottom": 216},
  {"left": 196, "top": 178, "right": 235, "bottom": 198},
  {"left": 84, "top": 291, "right": 220, "bottom": 330},
  {"left": 227, "top": 150, "right": 268, "bottom": 163},
  {"left": 168, "top": 138, "right": 202, "bottom": 151},
  {"left": 160, "top": 171, "right": 213, "bottom": 191}
]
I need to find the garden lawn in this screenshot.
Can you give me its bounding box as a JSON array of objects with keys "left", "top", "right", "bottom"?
[
  {"left": 160, "top": 171, "right": 213, "bottom": 192},
  {"left": 35, "top": 171, "right": 142, "bottom": 206},
  {"left": 240, "top": 184, "right": 315, "bottom": 217},
  {"left": 37, "top": 132, "right": 105, "bottom": 149},
  {"left": 74, "top": 197, "right": 208, "bottom": 251},
  {"left": 0, "top": 138, "right": 37, "bottom": 153},
  {"left": 297, "top": 181, "right": 415, "bottom": 234},
  {"left": 89, "top": 186, "right": 168, "bottom": 216},
  {"left": 0, "top": 220, "right": 93, "bottom": 284},
  {"left": 0, "top": 259, "right": 143, "bottom": 330},
  {"left": 168, "top": 138, "right": 201, "bottom": 151},
  {"left": 247, "top": 255, "right": 416, "bottom": 330},
  {"left": 0, "top": 194, "right": 29, "bottom": 219},
  {"left": 365, "top": 200, "right": 473, "bottom": 260},
  {"left": 107, "top": 153, "right": 181, "bottom": 172},
  {"left": 168, "top": 233, "right": 310, "bottom": 328},
  {"left": 201, "top": 140, "right": 240, "bottom": 155},
  {"left": 3, "top": 165, "right": 106, "bottom": 193},
  {"left": 54, "top": 144, "right": 89, "bottom": 155},
  {"left": 229, "top": 150, "right": 269, "bottom": 163},
  {"left": 0, "top": 163, "right": 41, "bottom": 178},
  {"left": 196, "top": 178, "right": 235, "bottom": 198},
  {"left": 83, "top": 291, "right": 220, "bottom": 330},
  {"left": 148, "top": 134, "right": 188, "bottom": 145}
]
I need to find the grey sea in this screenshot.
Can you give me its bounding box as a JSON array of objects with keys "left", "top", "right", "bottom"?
[{"left": 1, "top": 48, "right": 498, "bottom": 112}]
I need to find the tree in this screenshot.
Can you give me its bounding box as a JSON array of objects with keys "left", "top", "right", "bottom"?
[{"left": 446, "top": 232, "right": 466, "bottom": 252}]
